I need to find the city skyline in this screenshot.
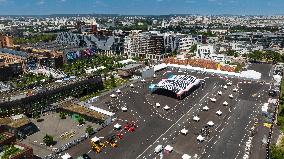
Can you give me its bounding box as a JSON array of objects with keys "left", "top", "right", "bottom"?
[{"left": 0, "top": 0, "right": 283, "bottom": 16}]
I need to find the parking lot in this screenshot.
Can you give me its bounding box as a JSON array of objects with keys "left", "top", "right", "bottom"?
[{"left": 65, "top": 64, "right": 275, "bottom": 159}]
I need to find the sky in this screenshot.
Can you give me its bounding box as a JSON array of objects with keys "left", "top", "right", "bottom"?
[{"left": 0, "top": 0, "right": 283, "bottom": 15}]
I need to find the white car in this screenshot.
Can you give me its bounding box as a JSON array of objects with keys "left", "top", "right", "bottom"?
[{"left": 122, "top": 107, "right": 128, "bottom": 112}]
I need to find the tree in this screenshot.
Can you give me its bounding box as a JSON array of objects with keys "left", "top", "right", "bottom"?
[
  {"left": 248, "top": 50, "right": 263, "bottom": 62},
  {"left": 0, "top": 134, "right": 5, "bottom": 141},
  {"left": 144, "top": 60, "right": 149, "bottom": 66},
  {"left": 85, "top": 125, "right": 94, "bottom": 135},
  {"left": 270, "top": 145, "right": 284, "bottom": 159},
  {"left": 59, "top": 112, "right": 66, "bottom": 119},
  {"left": 226, "top": 50, "right": 237, "bottom": 56},
  {"left": 2, "top": 145, "right": 21, "bottom": 159},
  {"left": 266, "top": 51, "right": 282, "bottom": 63},
  {"left": 43, "top": 134, "right": 54, "bottom": 146},
  {"left": 190, "top": 44, "right": 197, "bottom": 53},
  {"left": 171, "top": 49, "right": 178, "bottom": 56},
  {"left": 78, "top": 118, "right": 85, "bottom": 125},
  {"left": 33, "top": 112, "right": 41, "bottom": 121},
  {"left": 110, "top": 75, "right": 117, "bottom": 88},
  {"left": 234, "top": 63, "right": 242, "bottom": 73}
]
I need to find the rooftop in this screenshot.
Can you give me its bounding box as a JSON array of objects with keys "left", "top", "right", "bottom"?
[
  {"left": 0, "top": 114, "right": 31, "bottom": 129},
  {"left": 59, "top": 101, "right": 107, "bottom": 121},
  {"left": 119, "top": 63, "right": 142, "bottom": 71}
]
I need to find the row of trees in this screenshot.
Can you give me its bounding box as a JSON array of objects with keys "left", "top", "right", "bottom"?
[
  {"left": 271, "top": 79, "right": 284, "bottom": 158},
  {"left": 12, "top": 73, "right": 50, "bottom": 89},
  {"left": 14, "top": 34, "right": 57, "bottom": 45},
  {"left": 247, "top": 50, "right": 283, "bottom": 63},
  {"left": 63, "top": 55, "right": 125, "bottom": 77}
]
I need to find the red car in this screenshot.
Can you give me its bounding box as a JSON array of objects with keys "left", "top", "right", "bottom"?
[
  {"left": 117, "top": 133, "right": 124, "bottom": 139},
  {"left": 124, "top": 121, "right": 136, "bottom": 132}
]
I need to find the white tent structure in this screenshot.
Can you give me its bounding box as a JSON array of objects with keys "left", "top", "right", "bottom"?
[
  {"left": 210, "top": 98, "right": 216, "bottom": 102},
  {"left": 223, "top": 101, "right": 228, "bottom": 106},
  {"left": 130, "top": 84, "right": 134, "bottom": 88},
  {"left": 91, "top": 136, "right": 100, "bottom": 143},
  {"left": 216, "top": 110, "right": 222, "bottom": 116},
  {"left": 114, "top": 123, "right": 121, "bottom": 129},
  {"left": 156, "top": 103, "right": 161, "bottom": 108},
  {"left": 223, "top": 85, "right": 228, "bottom": 89},
  {"left": 182, "top": 154, "right": 192, "bottom": 159},
  {"left": 197, "top": 135, "right": 205, "bottom": 142},
  {"left": 165, "top": 63, "right": 262, "bottom": 80},
  {"left": 180, "top": 128, "right": 189, "bottom": 135},
  {"left": 110, "top": 94, "right": 117, "bottom": 98},
  {"left": 227, "top": 82, "right": 232, "bottom": 86},
  {"left": 203, "top": 106, "right": 209, "bottom": 111},
  {"left": 164, "top": 145, "right": 173, "bottom": 152},
  {"left": 141, "top": 79, "right": 146, "bottom": 82},
  {"left": 233, "top": 88, "right": 238, "bottom": 92},
  {"left": 154, "top": 145, "right": 163, "bottom": 153},
  {"left": 229, "top": 94, "right": 233, "bottom": 99},
  {"left": 207, "top": 121, "right": 214, "bottom": 126},
  {"left": 153, "top": 74, "right": 157, "bottom": 78},
  {"left": 61, "top": 153, "right": 72, "bottom": 159},
  {"left": 239, "top": 70, "right": 261, "bottom": 80},
  {"left": 218, "top": 91, "right": 222, "bottom": 95},
  {"left": 122, "top": 107, "right": 128, "bottom": 112},
  {"left": 116, "top": 89, "right": 121, "bottom": 94},
  {"left": 163, "top": 105, "right": 170, "bottom": 110},
  {"left": 193, "top": 116, "right": 200, "bottom": 122}
]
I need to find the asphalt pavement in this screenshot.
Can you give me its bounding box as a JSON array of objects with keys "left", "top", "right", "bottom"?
[{"left": 64, "top": 66, "right": 274, "bottom": 159}]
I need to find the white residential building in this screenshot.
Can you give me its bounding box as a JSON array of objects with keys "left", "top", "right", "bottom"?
[
  {"left": 195, "top": 44, "right": 216, "bottom": 59},
  {"left": 178, "top": 36, "right": 198, "bottom": 54}
]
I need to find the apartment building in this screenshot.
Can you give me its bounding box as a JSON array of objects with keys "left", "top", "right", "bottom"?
[
  {"left": 147, "top": 34, "right": 165, "bottom": 60},
  {"left": 195, "top": 44, "right": 216, "bottom": 59},
  {"left": 178, "top": 36, "right": 198, "bottom": 54},
  {"left": 124, "top": 31, "right": 165, "bottom": 60}
]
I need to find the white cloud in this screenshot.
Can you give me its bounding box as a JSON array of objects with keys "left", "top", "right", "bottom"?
[{"left": 37, "top": 0, "right": 45, "bottom": 5}]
